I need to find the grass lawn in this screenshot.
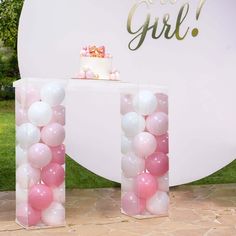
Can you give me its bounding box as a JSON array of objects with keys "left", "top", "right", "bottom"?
[{"left": 0, "top": 100, "right": 235, "bottom": 191}]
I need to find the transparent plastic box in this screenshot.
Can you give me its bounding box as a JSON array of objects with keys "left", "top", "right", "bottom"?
[
  {"left": 121, "top": 84, "right": 169, "bottom": 219},
  {"left": 14, "top": 78, "right": 67, "bottom": 229}
]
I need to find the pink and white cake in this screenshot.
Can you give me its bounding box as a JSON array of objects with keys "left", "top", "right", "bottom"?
[{"left": 76, "top": 45, "right": 120, "bottom": 81}]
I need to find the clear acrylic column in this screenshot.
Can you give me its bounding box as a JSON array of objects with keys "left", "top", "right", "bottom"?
[
  {"left": 121, "top": 85, "right": 169, "bottom": 218},
  {"left": 15, "top": 78, "right": 67, "bottom": 228}
]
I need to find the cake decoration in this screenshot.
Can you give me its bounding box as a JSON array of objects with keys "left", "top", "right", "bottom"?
[
  {"left": 109, "top": 69, "right": 120, "bottom": 81},
  {"left": 75, "top": 45, "right": 120, "bottom": 81},
  {"left": 77, "top": 68, "right": 97, "bottom": 80},
  {"left": 80, "top": 45, "right": 109, "bottom": 58}
]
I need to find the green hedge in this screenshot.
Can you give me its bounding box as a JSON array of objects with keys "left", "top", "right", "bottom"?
[{"left": 0, "top": 77, "right": 18, "bottom": 100}]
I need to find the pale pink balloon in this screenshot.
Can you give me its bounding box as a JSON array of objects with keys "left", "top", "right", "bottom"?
[
  {"left": 81, "top": 49, "right": 87, "bottom": 56},
  {"left": 109, "top": 72, "right": 120, "bottom": 80},
  {"left": 50, "top": 105, "right": 65, "bottom": 126},
  {"left": 109, "top": 73, "right": 116, "bottom": 81},
  {"left": 41, "top": 163, "right": 65, "bottom": 187},
  {"left": 77, "top": 70, "right": 86, "bottom": 79},
  {"left": 16, "top": 203, "right": 41, "bottom": 227},
  {"left": 156, "top": 133, "right": 169, "bottom": 154},
  {"left": 146, "top": 112, "right": 168, "bottom": 136},
  {"left": 120, "top": 94, "right": 134, "bottom": 115},
  {"left": 146, "top": 152, "right": 169, "bottom": 177},
  {"left": 156, "top": 93, "right": 168, "bottom": 114},
  {"left": 86, "top": 70, "right": 95, "bottom": 79},
  {"left": 16, "top": 106, "right": 28, "bottom": 126},
  {"left": 133, "top": 132, "right": 157, "bottom": 157},
  {"left": 16, "top": 85, "right": 40, "bottom": 108},
  {"left": 28, "top": 143, "right": 52, "bottom": 169},
  {"left": 51, "top": 145, "right": 65, "bottom": 165},
  {"left": 41, "top": 123, "right": 65, "bottom": 147},
  {"left": 121, "top": 192, "right": 145, "bottom": 215},
  {"left": 134, "top": 173, "right": 158, "bottom": 199},
  {"left": 29, "top": 184, "right": 53, "bottom": 210}
]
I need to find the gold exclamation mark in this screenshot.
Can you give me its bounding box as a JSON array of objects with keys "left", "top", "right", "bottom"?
[{"left": 192, "top": 0, "right": 206, "bottom": 37}]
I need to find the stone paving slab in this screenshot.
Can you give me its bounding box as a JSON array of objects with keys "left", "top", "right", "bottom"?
[{"left": 0, "top": 184, "right": 235, "bottom": 236}]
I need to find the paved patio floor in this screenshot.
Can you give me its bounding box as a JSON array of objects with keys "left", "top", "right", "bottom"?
[{"left": 0, "top": 184, "right": 235, "bottom": 236}]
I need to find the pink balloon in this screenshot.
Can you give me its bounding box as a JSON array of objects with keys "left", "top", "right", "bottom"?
[
  {"left": 133, "top": 132, "right": 157, "bottom": 157},
  {"left": 120, "top": 94, "right": 134, "bottom": 115},
  {"left": 121, "top": 192, "right": 145, "bottom": 215},
  {"left": 146, "top": 112, "right": 168, "bottom": 136},
  {"left": 77, "top": 70, "right": 86, "bottom": 79},
  {"left": 156, "top": 93, "right": 168, "bottom": 114},
  {"left": 156, "top": 133, "right": 169, "bottom": 154},
  {"left": 41, "top": 163, "right": 65, "bottom": 187},
  {"left": 29, "top": 184, "right": 53, "bottom": 210},
  {"left": 41, "top": 123, "right": 65, "bottom": 147},
  {"left": 16, "top": 106, "right": 28, "bottom": 126},
  {"left": 51, "top": 145, "right": 65, "bottom": 165},
  {"left": 146, "top": 152, "right": 169, "bottom": 177},
  {"left": 134, "top": 173, "right": 158, "bottom": 199},
  {"left": 16, "top": 85, "right": 40, "bottom": 108},
  {"left": 50, "top": 105, "right": 65, "bottom": 126},
  {"left": 16, "top": 203, "right": 41, "bottom": 227},
  {"left": 28, "top": 143, "right": 52, "bottom": 169},
  {"left": 86, "top": 70, "right": 95, "bottom": 79}
]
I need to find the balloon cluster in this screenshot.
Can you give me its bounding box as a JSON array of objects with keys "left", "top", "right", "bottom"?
[
  {"left": 121, "top": 90, "right": 169, "bottom": 217},
  {"left": 15, "top": 82, "right": 66, "bottom": 227}
]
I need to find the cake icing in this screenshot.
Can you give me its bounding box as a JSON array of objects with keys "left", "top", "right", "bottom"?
[{"left": 80, "top": 56, "right": 112, "bottom": 80}]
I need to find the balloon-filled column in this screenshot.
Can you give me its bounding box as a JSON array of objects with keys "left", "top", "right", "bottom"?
[
  {"left": 15, "top": 79, "right": 66, "bottom": 228},
  {"left": 121, "top": 88, "right": 169, "bottom": 218}
]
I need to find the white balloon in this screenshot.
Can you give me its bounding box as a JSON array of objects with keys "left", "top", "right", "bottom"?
[
  {"left": 121, "top": 112, "right": 145, "bottom": 137},
  {"left": 42, "top": 202, "right": 65, "bottom": 226},
  {"left": 28, "top": 143, "right": 52, "bottom": 169},
  {"left": 121, "top": 153, "right": 145, "bottom": 178},
  {"left": 16, "top": 183, "right": 28, "bottom": 204},
  {"left": 157, "top": 172, "right": 169, "bottom": 192},
  {"left": 16, "top": 123, "right": 40, "bottom": 149},
  {"left": 16, "top": 145, "right": 28, "bottom": 167},
  {"left": 121, "top": 136, "right": 132, "bottom": 154},
  {"left": 53, "top": 182, "right": 65, "bottom": 203},
  {"left": 28, "top": 101, "right": 52, "bottom": 127},
  {"left": 41, "top": 83, "right": 65, "bottom": 107},
  {"left": 121, "top": 174, "right": 135, "bottom": 192},
  {"left": 16, "top": 163, "right": 41, "bottom": 189},
  {"left": 133, "top": 90, "right": 158, "bottom": 116},
  {"left": 146, "top": 191, "right": 169, "bottom": 215}
]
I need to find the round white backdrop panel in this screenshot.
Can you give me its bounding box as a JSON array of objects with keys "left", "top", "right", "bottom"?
[{"left": 18, "top": 0, "right": 236, "bottom": 186}]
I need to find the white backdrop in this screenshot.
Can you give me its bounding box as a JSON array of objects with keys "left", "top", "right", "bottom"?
[{"left": 18, "top": 0, "right": 236, "bottom": 186}]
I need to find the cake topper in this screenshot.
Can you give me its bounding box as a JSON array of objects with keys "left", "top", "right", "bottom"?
[{"left": 80, "top": 45, "right": 112, "bottom": 58}]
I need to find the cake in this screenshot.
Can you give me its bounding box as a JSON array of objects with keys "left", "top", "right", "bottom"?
[{"left": 76, "top": 45, "right": 120, "bottom": 80}]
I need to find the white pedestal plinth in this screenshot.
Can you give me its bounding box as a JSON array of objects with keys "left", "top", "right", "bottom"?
[{"left": 66, "top": 80, "right": 121, "bottom": 181}]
